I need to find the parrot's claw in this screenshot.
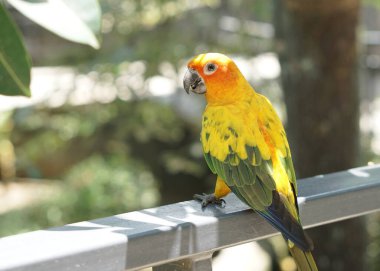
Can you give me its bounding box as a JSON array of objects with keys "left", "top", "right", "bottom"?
[{"left": 193, "top": 193, "right": 226, "bottom": 208}]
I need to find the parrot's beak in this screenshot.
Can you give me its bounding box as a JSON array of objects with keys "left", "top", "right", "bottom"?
[{"left": 183, "top": 69, "right": 206, "bottom": 95}]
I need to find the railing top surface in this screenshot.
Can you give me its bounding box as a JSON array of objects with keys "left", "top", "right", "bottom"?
[{"left": 1, "top": 165, "right": 380, "bottom": 271}]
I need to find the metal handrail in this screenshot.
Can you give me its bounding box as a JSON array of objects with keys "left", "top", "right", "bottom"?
[{"left": 1, "top": 165, "right": 380, "bottom": 271}]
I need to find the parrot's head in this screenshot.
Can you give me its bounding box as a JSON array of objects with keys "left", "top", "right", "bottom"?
[{"left": 183, "top": 53, "right": 250, "bottom": 104}]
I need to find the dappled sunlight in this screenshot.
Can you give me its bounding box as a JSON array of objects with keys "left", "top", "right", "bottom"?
[
  {"left": 1, "top": 168, "right": 379, "bottom": 270},
  {"left": 348, "top": 168, "right": 371, "bottom": 178},
  {"left": 0, "top": 0, "right": 380, "bottom": 270},
  {"left": 116, "top": 211, "right": 178, "bottom": 228},
  {"left": 213, "top": 242, "right": 272, "bottom": 271},
  {"left": 360, "top": 98, "right": 380, "bottom": 157},
  {"left": 147, "top": 76, "right": 176, "bottom": 96}
]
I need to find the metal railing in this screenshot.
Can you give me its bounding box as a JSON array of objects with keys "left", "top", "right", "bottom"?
[{"left": 1, "top": 165, "right": 380, "bottom": 271}]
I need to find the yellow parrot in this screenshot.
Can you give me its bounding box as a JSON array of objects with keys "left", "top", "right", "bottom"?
[{"left": 183, "top": 53, "right": 318, "bottom": 271}]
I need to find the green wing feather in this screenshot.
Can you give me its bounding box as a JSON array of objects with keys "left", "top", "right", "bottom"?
[
  {"left": 202, "top": 129, "right": 295, "bottom": 211},
  {"left": 204, "top": 136, "right": 312, "bottom": 250},
  {"left": 203, "top": 152, "right": 216, "bottom": 174},
  {"left": 205, "top": 144, "right": 275, "bottom": 211}
]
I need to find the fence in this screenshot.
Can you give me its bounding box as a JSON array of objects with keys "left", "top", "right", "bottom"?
[{"left": 1, "top": 165, "right": 380, "bottom": 271}]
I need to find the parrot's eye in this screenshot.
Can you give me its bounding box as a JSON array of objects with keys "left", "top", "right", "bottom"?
[{"left": 204, "top": 63, "right": 218, "bottom": 75}]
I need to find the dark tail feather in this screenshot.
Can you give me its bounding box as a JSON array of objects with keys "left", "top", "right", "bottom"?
[{"left": 288, "top": 242, "right": 318, "bottom": 271}]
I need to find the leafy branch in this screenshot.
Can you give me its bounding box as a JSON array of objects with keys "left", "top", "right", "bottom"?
[{"left": 0, "top": 0, "right": 102, "bottom": 97}]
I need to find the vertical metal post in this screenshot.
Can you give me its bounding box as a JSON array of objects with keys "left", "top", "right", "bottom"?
[{"left": 153, "top": 253, "right": 213, "bottom": 271}]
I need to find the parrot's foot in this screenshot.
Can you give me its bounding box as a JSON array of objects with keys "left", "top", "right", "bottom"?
[{"left": 193, "top": 193, "right": 226, "bottom": 208}]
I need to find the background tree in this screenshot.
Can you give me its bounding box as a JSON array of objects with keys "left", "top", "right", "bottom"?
[{"left": 273, "top": 0, "right": 366, "bottom": 270}]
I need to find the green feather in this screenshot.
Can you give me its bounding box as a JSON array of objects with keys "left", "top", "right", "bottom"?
[
  {"left": 252, "top": 177, "right": 272, "bottom": 206},
  {"left": 242, "top": 159, "right": 256, "bottom": 177},
  {"left": 245, "top": 145, "right": 255, "bottom": 165},
  {"left": 256, "top": 166, "right": 276, "bottom": 190},
  {"left": 279, "top": 151, "right": 297, "bottom": 192},
  {"left": 231, "top": 165, "right": 244, "bottom": 186},
  {"left": 203, "top": 143, "right": 275, "bottom": 210},
  {"left": 279, "top": 156, "right": 287, "bottom": 169},
  {"left": 222, "top": 162, "right": 234, "bottom": 185},
  {"left": 285, "top": 156, "right": 296, "bottom": 183},
  {"left": 204, "top": 152, "right": 216, "bottom": 174},
  {"left": 228, "top": 153, "right": 240, "bottom": 166},
  {"left": 254, "top": 147, "right": 262, "bottom": 165},
  {"left": 243, "top": 188, "right": 264, "bottom": 210},
  {"left": 211, "top": 156, "right": 223, "bottom": 178},
  {"left": 264, "top": 160, "right": 273, "bottom": 174},
  {"left": 245, "top": 145, "right": 263, "bottom": 166},
  {"left": 232, "top": 181, "right": 271, "bottom": 211},
  {"left": 237, "top": 162, "right": 255, "bottom": 185}
]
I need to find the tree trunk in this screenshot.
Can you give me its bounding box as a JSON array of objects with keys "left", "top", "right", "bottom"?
[{"left": 273, "top": 0, "right": 366, "bottom": 270}]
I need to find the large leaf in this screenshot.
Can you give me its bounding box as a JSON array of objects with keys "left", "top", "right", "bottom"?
[
  {"left": 7, "top": 0, "right": 101, "bottom": 49},
  {"left": 0, "top": 3, "right": 31, "bottom": 97}
]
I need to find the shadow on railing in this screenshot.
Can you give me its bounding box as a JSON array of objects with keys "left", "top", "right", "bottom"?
[{"left": 0, "top": 165, "right": 380, "bottom": 271}]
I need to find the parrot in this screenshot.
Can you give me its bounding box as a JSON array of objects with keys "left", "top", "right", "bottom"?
[{"left": 183, "top": 53, "right": 318, "bottom": 271}]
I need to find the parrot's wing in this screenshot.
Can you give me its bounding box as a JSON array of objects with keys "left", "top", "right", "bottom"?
[
  {"left": 204, "top": 144, "right": 275, "bottom": 210},
  {"left": 203, "top": 99, "right": 295, "bottom": 211},
  {"left": 204, "top": 147, "right": 276, "bottom": 211},
  {"left": 204, "top": 143, "right": 312, "bottom": 251}
]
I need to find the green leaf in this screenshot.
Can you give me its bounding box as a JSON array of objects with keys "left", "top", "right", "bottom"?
[
  {"left": 0, "top": 3, "right": 31, "bottom": 97},
  {"left": 7, "top": 0, "right": 101, "bottom": 49}
]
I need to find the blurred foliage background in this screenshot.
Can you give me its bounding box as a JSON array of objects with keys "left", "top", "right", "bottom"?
[{"left": 0, "top": 0, "right": 380, "bottom": 270}]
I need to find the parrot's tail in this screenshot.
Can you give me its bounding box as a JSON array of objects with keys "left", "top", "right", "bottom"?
[{"left": 288, "top": 242, "right": 318, "bottom": 271}]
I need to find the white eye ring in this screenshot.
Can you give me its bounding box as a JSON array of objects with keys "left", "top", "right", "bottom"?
[{"left": 203, "top": 63, "right": 218, "bottom": 75}]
